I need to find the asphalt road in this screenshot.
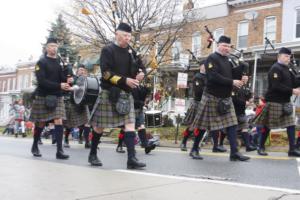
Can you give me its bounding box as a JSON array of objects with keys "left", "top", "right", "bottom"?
[{"left": 0, "top": 136, "right": 299, "bottom": 192}]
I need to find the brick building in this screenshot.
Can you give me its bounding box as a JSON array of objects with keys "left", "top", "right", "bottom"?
[
  {"left": 148, "top": 0, "right": 285, "bottom": 100},
  {"left": 0, "top": 62, "right": 35, "bottom": 125}
]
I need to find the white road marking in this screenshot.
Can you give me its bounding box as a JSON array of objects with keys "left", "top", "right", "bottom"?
[
  {"left": 114, "top": 169, "right": 300, "bottom": 194},
  {"left": 297, "top": 158, "right": 300, "bottom": 177}
]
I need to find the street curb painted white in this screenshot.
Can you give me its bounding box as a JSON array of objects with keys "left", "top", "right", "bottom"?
[{"left": 114, "top": 169, "right": 300, "bottom": 194}]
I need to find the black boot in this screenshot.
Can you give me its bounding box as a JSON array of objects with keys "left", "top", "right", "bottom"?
[
  {"left": 88, "top": 131, "right": 102, "bottom": 166},
  {"left": 230, "top": 152, "right": 250, "bottom": 161},
  {"left": 78, "top": 127, "right": 83, "bottom": 144},
  {"left": 288, "top": 149, "right": 300, "bottom": 157},
  {"left": 180, "top": 129, "right": 191, "bottom": 151},
  {"left": 124, "top": 131, "right": 146, "bottom": 169},
  {"left": 116, "top": 146, "right": 125, "bottom": 153},
  {"left": 241, "top": 132, "right": 256, "bottom": 152},
  {"left": 189, "top": 149, "right": 203, "bottom": 160},
  {"left": 64, "top": 129, "right": 70, "bottom": 148},
  {"left": 213, "top": 146, "right": 227, "bottom": 152},
  {"left": 31, "top": 127, "right": 43, "bottom": 157},
  {"left": 55, "top": 125, "right": 69, "bottom": 159},
  {"left": 257, "top": 148, "right": 268, "bottom": 156}
]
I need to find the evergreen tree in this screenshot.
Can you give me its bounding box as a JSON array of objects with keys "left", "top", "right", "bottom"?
[{"left": 46, "top": 14, "right": 78, "bottom": 64}]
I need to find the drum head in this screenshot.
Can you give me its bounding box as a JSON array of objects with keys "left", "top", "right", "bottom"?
[{"left": 73, "top": 76, "right": 87, "bottom": 105}]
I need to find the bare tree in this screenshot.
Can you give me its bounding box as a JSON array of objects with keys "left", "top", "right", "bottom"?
[{"left": 63, "top": 0, "right": 195, "bottom": 67}]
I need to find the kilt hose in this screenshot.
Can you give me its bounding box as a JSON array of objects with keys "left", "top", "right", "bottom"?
[
  {"left": 90, "top": 90, "right": 135, "bottom": 128},
  {"left": 192, "top": 92, "right": 238, "bottom": 131},
  {"left": 255, "top": 102, "right": 295, "bottom": 129},
  {"left": 29, "top": 96, "right": 66, "bottom": 122},
  {"left": 184, "top": 100, "right": 200, "bottom": 125},
  {"left": 64, "top": 100, "right": 89, "bottom": 128}
]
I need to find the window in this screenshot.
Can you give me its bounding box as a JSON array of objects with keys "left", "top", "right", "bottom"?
[
  {"left": 213, "top": 28, "right": 224, "bottom": 51},
  {"left": 296, "top": 8, "right": 300, "bottom": 38},
  {"left": 264, "top": 16, "right": 276, "bottom": 43},
  {"left": 172, "top": 40, "right": 181, "bottom": 61},
  {"left": 237, "top": 21, "right": 249, "bottom": 49},
  {"left": 192, "top": 32, "right": 201, "bottom": 57},
  {"left": 156, "top": 41, "right": 164, "bottom": 62}
]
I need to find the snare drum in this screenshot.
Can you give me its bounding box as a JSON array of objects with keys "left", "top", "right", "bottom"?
[
  {"left": 73, "top": 76, "right": 100, "bottom": 106},
  {"left": 145, "top": 110, "right": 162, "bottom": 128}
]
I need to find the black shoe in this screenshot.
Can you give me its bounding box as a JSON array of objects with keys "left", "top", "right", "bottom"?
[
  {"left": 246, "top": 145, "right": 257, "bottom": 152},
  {"left": 15, "top": 134, "right": 18, "bottom": 138},
  {"left": 116, "top": 146, "right": 125, "bottom": 153},
  {"left": 88, "top": 154, "right": 102, "bottom": 166},
  {"left": 230, "top": 152, "right": 250, "bottom": 161},
  {"left": 127, "top": 157, "right": 146, "bottom": 169},
  {"left": 56, "top": 151, "right": 69, "bottom": 159},
  {"left": 78, "top": 139, "right": 83, "bottom": 144},
  {"left": 22, "top": 133, "right": 27, "bottom": 138},
  {"left": 52, "top": 139, "right": 57, "bottom": 145},
  {"left": 180, "top": 143, "right": 187, "bottom": 151},
  {"left": 189, "top": 150, "right": 203, "bottom": 160},
  {"left": 257, "top": 148, "right": 268, "bottom": 156},
  {"left": 288, "top": 150, "right": 300, "bottom": 157},
  {"left": 85, "top": 142, "right": 91, "bottom": 149},
  {"left": 213, "top": 146, "right": 227, "bottom": 153},
  {"left": 145, "top": 144, "right": 156, "bottom": 154},
  {"left": 38, "top": 140, "right": 43, "bottom": 145},
  {"left": 31, "top": 146, "right": 42, "bottom": 157}
]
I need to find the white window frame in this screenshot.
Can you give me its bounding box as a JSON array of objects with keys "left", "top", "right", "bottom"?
[
  {"left": 192, "top": 32, "right": 201, "bottom": 57},
  {"left": 264, "top": 16, "right": 276, "bottom": 44},
  {"left": 172, "top": 40, "right": 181, "bottom": 62},
  {"left": 213, "top": 28, "right": 224, "bottom": 52},
  {"left": 237, "top": 21, "right": 249, "bottom": 49},
  {"left": 295, "top": 7, "right": 300, "bottom": 40}
]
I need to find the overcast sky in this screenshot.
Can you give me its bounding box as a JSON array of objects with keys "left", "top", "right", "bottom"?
[
  {"left": 0, "top": 0, "right": 225, "bottom": 67},
  {"left": 0, "top": 0, "right": 69, "bottom": 67}
]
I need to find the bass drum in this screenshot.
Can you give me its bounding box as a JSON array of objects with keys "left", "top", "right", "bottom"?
[{"left": 73, "top": 76, "right": 100, "bottom": 106}]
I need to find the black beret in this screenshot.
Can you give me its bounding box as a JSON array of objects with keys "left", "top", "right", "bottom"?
[
  {"left": 117, "top": 22, "right": 132, "bottom": 33},
  {"left": 279, "top": 47, "right": 292, "bottom": 55},
  {"left": 46, "top": 38, "right": 58, "bottom": 44},
  {"left": 218, "top": 35, "right": 231, "bottom": 44}
]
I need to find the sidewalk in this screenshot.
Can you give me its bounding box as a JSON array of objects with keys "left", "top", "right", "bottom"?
[{"left": 0, "top": 154, "right": 299, "bottom": 200}]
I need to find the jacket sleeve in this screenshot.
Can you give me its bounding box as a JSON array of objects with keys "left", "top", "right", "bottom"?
[
  {"left": 269, "top": 67, "right": 293, "bottom": 95},
  {"left": 100, "top": 46, "right": 127, "bottom": 87},
  {"left": 205, "top": 55, "right": 233, "bottom": 86},
  {"left": 35, "top": 60, "right": 61, "bottom": 91}
]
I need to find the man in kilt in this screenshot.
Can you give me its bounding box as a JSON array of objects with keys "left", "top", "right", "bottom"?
[
  {"left": 30, "top": 38, "right": 70, "bottom": 159},
  {"left": 89, "top": 22, "right": 146, "bottom": 169},
  {"left": 232, "top": 84, "right": 256, "bottom": 152},
  {"left": 192, "top": 35, "right": 250, "bottom": 161},
  {"left": 255, "top": 47, "right": 300, "bottom": 157},
  {"left": 62, "top": 64, "right": 90, "bottom": 148},
  {"left": 181, "top": 63, "right": 207, "bottom": 159}
]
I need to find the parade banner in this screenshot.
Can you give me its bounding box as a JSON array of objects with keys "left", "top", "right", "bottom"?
[
  {"left": 177, "top": 72, "right": 188, "bottom": 88},
  {"left": 175, "top": 98, "right": 186, "bottom": 113}
]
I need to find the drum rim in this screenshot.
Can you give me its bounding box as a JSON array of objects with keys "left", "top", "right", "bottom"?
[{"left": 74, "top": 76, "right": 87, "bottom": 105}]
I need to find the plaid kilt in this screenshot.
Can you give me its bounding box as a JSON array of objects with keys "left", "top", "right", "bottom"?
[
  {"left": 192, "top": 92, "right": 238, "bottom": 131},
  {"left": 90, "top": 90, "right": 135, "bottom": 128},
  {"left": 184, "top": 100, "right": 200, "bottom": 125},
  {"left": 64, "top": 101, "right": 89, "bottom": 128},
  {"left": 29, "top": 96, "right": 66, "bottom": 122},
  {"left": 255, "top": 102, "right": 295, "bottom": 129}
]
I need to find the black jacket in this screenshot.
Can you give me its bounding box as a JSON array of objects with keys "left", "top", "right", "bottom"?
[
  {"left": 265, "top": 62, "right": 300, "bottom": 103},
  {"left": 193, "top": 72, "right": 206, "bottom": 101},
  {"left": 35, "top": 56, "right": 66, "bottom": 97},
  {"left": 205, "top": 52, "right": 244, "bottom": 98},
  {"left": 100, "top": 43, "right": 145, "bottom": 92}
]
